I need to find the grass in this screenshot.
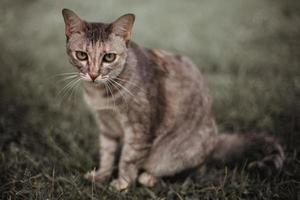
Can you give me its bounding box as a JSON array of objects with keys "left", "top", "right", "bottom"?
[{"left": 0, "top": 0, "right": 299, "bottom": 199}]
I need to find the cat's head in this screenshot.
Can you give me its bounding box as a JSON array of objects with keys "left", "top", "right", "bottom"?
[{"left": 62, "top": 9, "right": 135, "bottom": 84}]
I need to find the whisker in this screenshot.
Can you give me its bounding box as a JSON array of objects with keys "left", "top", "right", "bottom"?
[
  {"left": 58, "top": 74, "right": 79, "bottom": 83},
  {"left": 110, "top": 78, "right": 135, "bottom": 97},
  {"left": 69, "top": 80, "right": 81, "bottom": 106},
  {"left": 60, "top": 81, "right": 78, "bottom": 102},
  {"left": 50, "top": 72, "right": 78, "bottom": 79},
  {"left": 47, "top": 72, "right": 79, "bottom": 82},
  {"left": 56, "top": 77, "right": 82, "bottom": 104},
  {"left": 66, "top": 78, "right": 82, "bottom": 103},
  {"left": 55, "top": 72, "right": 78, "bottom": 76},
  {"left": 113, "top": 77, "right": 147, "bottom": 93},
  {"left": 105, "top": 81, "right": 116, "bottom": 112},
  {"left": 108, "top": 79, "right": 129, "bottom": 111},
  {"left": 103, "top": 82, "right": 110, "bottom": 110},
  {"left": 71, "top": 78, "right": 82, "bottom": 104},
  {"left": 57, "top": 77, "right": 80, "bottom": 97},
  {"left": 74, "top": 81, "right": 82, "bottom": 105}
]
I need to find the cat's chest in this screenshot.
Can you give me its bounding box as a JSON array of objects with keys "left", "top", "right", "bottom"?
[
  {"left": 83, "top": 86, "right": 115, "bottom": 110},
  {"left": 97, "top": 109, "right": 125, "bottom": 138}
]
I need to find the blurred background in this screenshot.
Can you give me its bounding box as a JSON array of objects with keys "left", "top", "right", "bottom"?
[{"left": 0, "top": 0, "right": 299, "bottom": 199}]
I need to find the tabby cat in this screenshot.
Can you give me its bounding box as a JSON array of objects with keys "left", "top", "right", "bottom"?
[{"left": 61, "top": 9, "right": 284, "bottom": 191}]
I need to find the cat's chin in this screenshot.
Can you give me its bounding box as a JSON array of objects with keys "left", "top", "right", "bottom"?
[
  {"left": 82, "top": 79, "right": 106, "bottom": 86},
  {"left": 91, "top": 80, "right": 106, "bottom": 85},
  {"left": 94, "top": 81, "right": 106, "bottom": 86}
]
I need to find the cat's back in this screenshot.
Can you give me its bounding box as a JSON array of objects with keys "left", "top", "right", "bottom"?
[
  {"left": 145, "top": 47, "right": 213, "bottom": 136},
  {"left": 147, "top": 48, "right": 209, "bottom": 99},
  {"left": 147, "top": 48, "right": 201, "bottom": 80}
]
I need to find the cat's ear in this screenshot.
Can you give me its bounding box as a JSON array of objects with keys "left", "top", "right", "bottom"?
[
  {"left": 111, "top": 13, "right": 135, "bottom": 41},
  {"left": 62, "top": 9, "right": 86, "bottom": 37}
]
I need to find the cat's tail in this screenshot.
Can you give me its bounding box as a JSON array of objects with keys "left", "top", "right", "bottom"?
[{"left": 209, "top": 133, "right": 285, "bottom": 173}]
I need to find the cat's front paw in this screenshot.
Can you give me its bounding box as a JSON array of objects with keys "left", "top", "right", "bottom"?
[
  {"left": 110, "top": 178, "right": 130, "bottom": 192},
  {"left": 138, "top": 172, "right": 157, "bottom": 187},
  {"left": 84, "top": 169, "right": 110, "bottom": 183}
]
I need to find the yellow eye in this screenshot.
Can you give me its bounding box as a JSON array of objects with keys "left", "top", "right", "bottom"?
[
  {"left": 75, "top": 51, "right": 88, "bottom": 61},
  {"left": 103, "top": 53, "right": 116, "bottom": 63}
]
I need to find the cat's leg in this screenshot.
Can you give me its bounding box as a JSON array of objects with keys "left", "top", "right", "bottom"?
[
  {"left": 85, "top": 133, "right": 118, "bottom": 182},
  {"left": 85, "top": 110, "right": 122, "bottom": 182},
  {"left": 110, "top": 122, "right": 152, "bottom": 191}
]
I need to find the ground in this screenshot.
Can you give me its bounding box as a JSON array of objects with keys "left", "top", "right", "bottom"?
[{"left": 0, "top": 0, "right": 299, "bottom": 199}]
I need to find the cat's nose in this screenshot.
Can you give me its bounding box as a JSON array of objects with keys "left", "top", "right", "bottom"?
[{"left": 89, "top": 73, "right": 99, "bottom": 81}]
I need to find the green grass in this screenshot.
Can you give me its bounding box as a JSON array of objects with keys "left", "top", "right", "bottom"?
[{"left": 1, "top": 0, "right": 299, "bottom": 199}]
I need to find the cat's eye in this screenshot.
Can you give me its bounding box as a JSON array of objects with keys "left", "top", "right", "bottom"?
[
  {"left": 75, "top": 51, "right": 88, "bottom": 61},
  {"left": 103, "top": 53, "right": 117, "bottom": 63}
]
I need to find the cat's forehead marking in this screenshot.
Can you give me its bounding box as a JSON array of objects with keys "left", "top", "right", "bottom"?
[
  {"left": 86, "top": 22, "right": 111, "bottom": 44},
  {"left": 87, "top": 40, "right": 103, "bottom": 68},
  {"left": 84, "top": 23, "right": 125, "bottom": 53},
  {"left": 85, "top": 35, "right": 126, "bottom": 54}
]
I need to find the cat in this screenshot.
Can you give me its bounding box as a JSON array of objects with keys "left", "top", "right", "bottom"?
[{"left": 61, "top": 9, "right": 285, "bottom": 191}]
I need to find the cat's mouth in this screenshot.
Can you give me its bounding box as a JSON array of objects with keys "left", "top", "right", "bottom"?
[
  {"left": 92, "top": 74, "right": 109, "bottom": 84},
  {"left": 80, "top": 73, "right": 110, "bottom": 85},
  {"left": 97, "top": 76, "right": 110, "bottom": 84}
]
